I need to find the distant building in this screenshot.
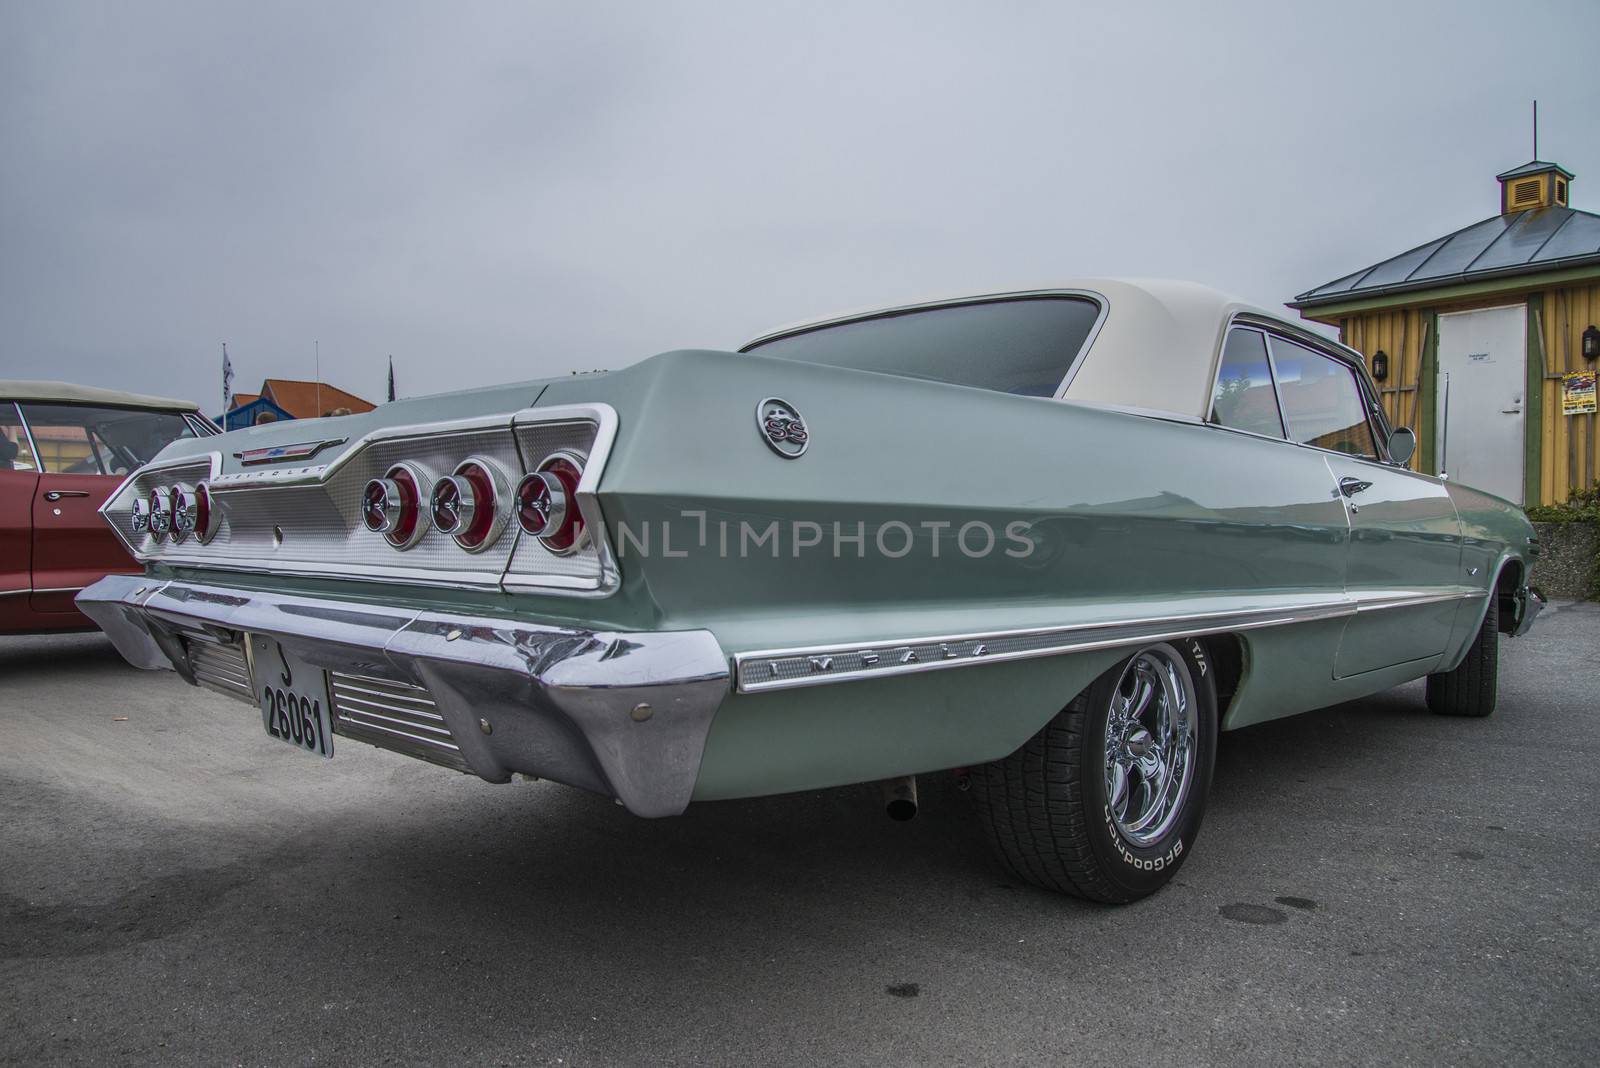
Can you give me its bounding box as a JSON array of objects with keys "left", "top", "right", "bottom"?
[
  {"left": 1292, "top": 159, "right": 1600, "bottom": 506},
  {"left": 221, "top": 378, "right": 376, "bottom": 431}
]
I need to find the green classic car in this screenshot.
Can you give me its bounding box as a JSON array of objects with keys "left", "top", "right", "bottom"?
[{"left": 79, "top": 279, "right": 1540, "bottom": 903}]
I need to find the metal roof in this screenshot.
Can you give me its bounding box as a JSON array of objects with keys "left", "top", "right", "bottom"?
[
  {"left": 1495, "top": 159, "right": 1574, "bottom": 181},
  {"left": 1291, "top": 204, "right": 1600, "bottom": 309},
  {"left": 0, "top": 379, "right": 200, "bottom": 411}
]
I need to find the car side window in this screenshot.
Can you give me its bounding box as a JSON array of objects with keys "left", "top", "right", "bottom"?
[
  {"left": 18, "top": 403, "right": 197, "bottom": 476},
  {"left": 1267, "top": 337, "right": 1378, "bottom": 459},
  {"left": 1209, "top": 328, "right": 1285, "bottom": 438},
  {"left": 1, "top": 404, "right": 40, "bottom": 473}
]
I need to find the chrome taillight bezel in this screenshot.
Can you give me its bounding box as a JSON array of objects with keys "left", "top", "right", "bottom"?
[
  {"left": 168, "top": 483, "right": 196, "bottom": 544},
  {"left": 514, "top": 471, "right": 568, "bottom": 538},
  {"left": 146, "top": 487, "right": 173, "bottom": 542},
  {"left": 192, "top": 481, "right": 221, "bottom": 544},
  {"left": 363, "top": 462, "right": 432, "bottom": 550},
  {"left": 432, "top": 456, "right": 511, "bottom": 553},
  {"left": 525, "top": 450, "right": 587, "bottom": 555}
]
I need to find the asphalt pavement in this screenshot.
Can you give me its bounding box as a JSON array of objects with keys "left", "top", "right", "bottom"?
[{"left": 2, "top": 604, "right": 1597, "bottom": 1066}]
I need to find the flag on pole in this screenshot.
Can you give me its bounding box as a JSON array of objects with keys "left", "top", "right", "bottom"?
[
  {"left": 387, "top": 355, "right": 396, "bottom": 402},
  {"left": 222, "top": 343, "right": 234, "bottom": 418}
]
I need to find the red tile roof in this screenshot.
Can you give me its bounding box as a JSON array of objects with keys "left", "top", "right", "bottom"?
[{"left": 259, "top": 379, "right": 376, "bottom": 419}]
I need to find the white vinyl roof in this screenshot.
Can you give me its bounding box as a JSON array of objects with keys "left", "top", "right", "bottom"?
[
  {"left": 0, "top": 380, "right": 200, "bottom": 412},
  {"left": 743, "top": 277, "right": 1305, "bottom": 419}
]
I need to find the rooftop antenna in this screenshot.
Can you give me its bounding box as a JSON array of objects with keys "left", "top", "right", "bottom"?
[
  {"left": 315, "top": 340, "right": 322, "bottom": 416},
  {"left": 1533, "top": 99, "right": 1538, "bottom": 160}
]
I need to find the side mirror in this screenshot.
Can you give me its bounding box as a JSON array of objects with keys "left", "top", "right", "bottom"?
[{"left": 1387, "top": 426, "right": 1417, "bottom": 466}]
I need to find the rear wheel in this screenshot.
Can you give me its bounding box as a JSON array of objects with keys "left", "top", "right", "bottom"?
[
  {"left": 1425, "top": 592, "right": 1499, "bottom": 718},
  {"left": 973, "top": 639, "right": 1218, "bottom": 903}
]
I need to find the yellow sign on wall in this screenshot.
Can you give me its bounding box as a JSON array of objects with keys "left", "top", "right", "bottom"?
[{"left": 1563, "top": 371, "right": 1597, "bottom": 416}]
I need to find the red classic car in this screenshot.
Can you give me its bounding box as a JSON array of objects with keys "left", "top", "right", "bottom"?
[{"left": 2, "top": 381, "right": 217, "bottom": 633}]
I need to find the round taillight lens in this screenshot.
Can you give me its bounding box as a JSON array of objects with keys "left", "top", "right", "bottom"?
[
  {"left": 362, "top": 479, "right": 392, "bottom": 532},
  {"left": 131, "top": 495, "right": 152, "bottom": 534},
  {"left": 430, "top": 475, "right": 468, "bottom": 534},
  {"left": 193, "top": 481, "right": 218, "bottom": 544},
  {"left": 432, "top": 457, "right": 509, "bottom": 552},
  {"left": 532, "top": 453, "right": 585, "bottom": 554},
  {"left": 514, "top": 471, "right": 567, "bottom": 538},
  {"left": 169, "top": 484, "right": 194, "bottom": 544},
  {"left": 363, "top": 463, "right": 428, "bottom": 549},
  {"left": 146, "top": 487, "right": 172, "bottom": 541}
]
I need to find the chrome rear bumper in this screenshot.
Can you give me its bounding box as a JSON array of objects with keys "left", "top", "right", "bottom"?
[{"left": 77, "top": 574, "right": 730, "bottom": 817}]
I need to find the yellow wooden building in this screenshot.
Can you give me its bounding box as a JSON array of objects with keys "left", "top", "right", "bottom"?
[{"left": 1291, "top": 160, "right": 1600, "bottom": 506}]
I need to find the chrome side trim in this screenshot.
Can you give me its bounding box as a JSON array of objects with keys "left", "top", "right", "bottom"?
[
  {"left": 0, "top": 585, "right": 87, "bottom": 598},
  {"left": 733, "top": 588, "right": 1483, "bottom": 693},
  {"left": 1351, "top": 589, "right": 1482, "bottom": 613}
]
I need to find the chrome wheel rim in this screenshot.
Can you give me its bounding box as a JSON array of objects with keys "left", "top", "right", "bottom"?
[{"left": 1103, "top": 644, "right": 1196, "bottom": 847}]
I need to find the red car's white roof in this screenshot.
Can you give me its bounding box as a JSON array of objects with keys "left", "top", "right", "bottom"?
[{"left": 0, "top": 379, "right": 200, "bottom": 412}]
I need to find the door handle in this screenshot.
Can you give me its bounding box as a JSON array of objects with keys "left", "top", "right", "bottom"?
[
  {"left": 1338, "top": 477, "right": 1372, "bottom": 498},
  {"left": 1500, "top": 407, "right": 1522, "bottom": 414},
  {"left": 43, "top": 490, "right": 92, "bottom": 502}
]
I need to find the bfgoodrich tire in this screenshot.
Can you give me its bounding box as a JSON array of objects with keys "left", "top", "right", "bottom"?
[
  {"left": 973, "top": 639, "right": 1218, "bottom": 903},
  {"left": 1425, "top": 592, "right": 1499, "bottom": 718}
]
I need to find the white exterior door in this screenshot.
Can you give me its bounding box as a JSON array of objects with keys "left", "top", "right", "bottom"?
[{"left": 1436, "top": 305, "right": 1526, "bottom": 503}]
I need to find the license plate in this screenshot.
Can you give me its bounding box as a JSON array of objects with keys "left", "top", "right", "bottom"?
[{"left": 249, "top": 635, "right": 335, "bottom": 759}]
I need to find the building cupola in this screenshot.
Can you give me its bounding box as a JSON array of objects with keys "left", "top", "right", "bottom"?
[{"left": 1497, "top": 160, "right": 1574, "bottom": 213}]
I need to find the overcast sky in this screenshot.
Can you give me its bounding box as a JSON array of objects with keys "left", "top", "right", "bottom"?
[{"left": 3, "top": 0, "right": 1598, "bottom": 413}]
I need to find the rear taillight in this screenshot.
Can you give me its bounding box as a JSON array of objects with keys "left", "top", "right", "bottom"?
[
  {"left": 193, "top": 481, "right": 219, "bottom": 544},
  {"left": 168, "top": 484, "right": 195, "bottom": 543},
  {"left": 146, "top": 488, "right": 172, "bottom": 542},
  {"left": 131, "top": 496, "right": 152, "bottom": 534},
  {"left": 362, "top": 462, "right": 429, "bottom": 549},
  {"left": 521, "top": 452, "right": 584, "bottom": 553},
  {"left": 431, "top": 457, "right": 509, "bottom": 552},
  {"left": 515, "top": 472, "right": 566, "bottom": 537}
]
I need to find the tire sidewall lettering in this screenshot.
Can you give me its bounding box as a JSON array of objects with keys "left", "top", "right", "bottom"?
[{"left": 1088, "top": 640, "right": 1217, "bottom": 890}]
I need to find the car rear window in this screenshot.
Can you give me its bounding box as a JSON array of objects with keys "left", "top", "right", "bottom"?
[
  {"left": 744, "top": 296, "right": 1102, "bottom": 397},
  {"left": 19, "top": 403, "right": 198, "bottom": 476}
]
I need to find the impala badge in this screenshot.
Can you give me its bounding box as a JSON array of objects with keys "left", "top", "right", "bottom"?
[
  {"left": 234, "top": 438, "right": 347, "bottom": 466},
  {"left": 757, "top": 398, "right": 809, "bottom": 458}
]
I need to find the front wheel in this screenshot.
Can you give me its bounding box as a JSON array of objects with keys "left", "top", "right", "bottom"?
[
  {"left": 1425, "top": 591, "right": 1499, "bottom": 718},
  {"left": 973, "top": 639, "right": 1218, "bottom": 903}
]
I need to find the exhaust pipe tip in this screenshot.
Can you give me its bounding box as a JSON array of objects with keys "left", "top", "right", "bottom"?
[{"left": 881, "top": 775, "right": 918, "bottom": 821}]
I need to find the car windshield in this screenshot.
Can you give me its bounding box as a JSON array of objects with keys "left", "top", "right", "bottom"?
[
  {"left": 743, "top": 296, "right": 1102, "bottom": 397},
  {"left": 19, "top": 403, "right": 200, "bottom": 476}
]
